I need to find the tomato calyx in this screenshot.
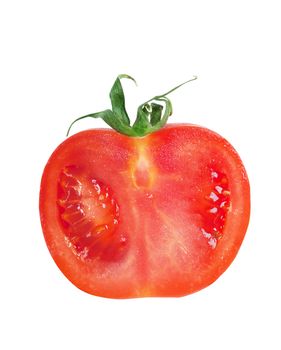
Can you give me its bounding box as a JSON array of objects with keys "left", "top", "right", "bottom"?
[{"left": 66, "top": 74, "right": 197, "bottom": 137}]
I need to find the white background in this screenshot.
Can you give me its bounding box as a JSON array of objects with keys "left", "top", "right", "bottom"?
[{"left": 1, "top": 1, "right": 280, "bottom": 349}]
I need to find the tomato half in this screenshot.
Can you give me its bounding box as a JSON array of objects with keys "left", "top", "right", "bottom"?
[{"left": 40, "top": 124, "right": 250, "bottom": 298}]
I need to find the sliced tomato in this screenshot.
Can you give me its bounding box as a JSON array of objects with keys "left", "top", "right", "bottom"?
[{"left": 39, "top": 124, "right": 250, "bottom": 298}]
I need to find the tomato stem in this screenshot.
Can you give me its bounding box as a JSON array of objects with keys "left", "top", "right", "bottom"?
[{"left": 67, "top": 75, "right": 197, "bottom": 137}]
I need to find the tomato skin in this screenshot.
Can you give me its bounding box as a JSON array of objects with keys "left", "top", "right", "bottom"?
[{"left": 40, "top": 124, "right": 250, "bottom": 298}]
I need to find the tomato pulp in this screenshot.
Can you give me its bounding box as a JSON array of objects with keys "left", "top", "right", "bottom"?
[{"left": 40, "top": 124, "right": 250, "bottom": 298}]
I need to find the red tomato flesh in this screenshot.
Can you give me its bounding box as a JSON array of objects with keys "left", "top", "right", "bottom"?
[{"left": 40, "top": 124, "right": 250, "bottom": 298}]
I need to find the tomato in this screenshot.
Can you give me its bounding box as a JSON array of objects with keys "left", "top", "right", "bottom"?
[{"left": 39, "top": 76, "right": 250, "bottom": 298}]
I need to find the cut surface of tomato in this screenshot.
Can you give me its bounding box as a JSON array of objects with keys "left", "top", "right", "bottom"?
[{"left": 40, "top": 124, "right": 250, "bottom": 298}]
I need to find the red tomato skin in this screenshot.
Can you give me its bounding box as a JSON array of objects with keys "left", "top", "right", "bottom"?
[{"left": 40, "top": 124, "right": 250, "bottom": 298}]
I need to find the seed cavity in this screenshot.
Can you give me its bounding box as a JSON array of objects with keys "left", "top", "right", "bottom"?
[
  {"left": 57, "top": 166, "right": 126, "bottom": 261},
  {"left": 201, "top": 169, "right": 231, "bottom": 249}
]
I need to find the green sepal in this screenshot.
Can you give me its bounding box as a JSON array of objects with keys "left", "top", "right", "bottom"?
[
  {"left": 150, "top": 103, "right": 163, "bottom": 125},
  {"left": 132, "top": 104, "right": 152, "bottom": 135},
  {"left": 66, "top": 109, "right": 138, "bottom": 137},
  {"left": 110, "top": 74, "right": 136, "bottom": 126}
]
